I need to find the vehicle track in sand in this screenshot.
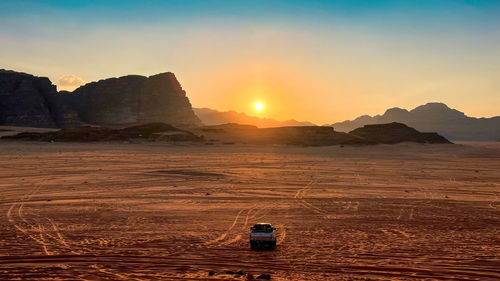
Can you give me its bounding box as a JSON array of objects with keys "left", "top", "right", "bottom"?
[
  {"left": 204, "top": 203, "right": 272, "bottom": 247},
  {"left": 294, "top": 180, "right": 338, "bottom": 219},
  {"left": 1, "top": 253, "right": 498, "bottom": 280},
  {"left": 330, "top": 199, "right": 360, "bottom": 212},
  {"left": 6, "top": 183, "right": 52, "bottom": 255},
  {"left": 5, "top": 180, "right": 143, "bottom": 281},
  {"left": 397, "top": 207, "right": 415, "bottom": 221},
  {"left": 488, "top": 193, "right": 500, "bottom": 212}
]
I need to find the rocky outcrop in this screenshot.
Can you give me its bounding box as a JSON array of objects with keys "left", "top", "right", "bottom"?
[
  {"left": 68, "top": 73, "right": 200, "bottom": 128},
  {"left": 65, "top": 72, "right": 201, "bottom": 128},
  {"left": 0, "top": 69, "right": 58, "bottom": 128},
  {"left": 198, "top": 123, "right": 450, "bottom": 146},
  {"left": 199, "top": 124, "right": 360, "bottom": 145},
  {"left": 0, "top": 70, "right": 202, "bottom": 129},
  {"left": 4, "top": 122, "right": 203, "bottom": 142},
  {"left": 349, "top": 122, "right": 451, "bottom": 144},
  {"left": 329, "top": 103, "right": 500, "bottom": 141}
]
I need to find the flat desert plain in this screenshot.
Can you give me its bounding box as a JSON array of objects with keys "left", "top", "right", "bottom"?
[{"left": 0, "top": 141, "right": 499, "bottom": 280}]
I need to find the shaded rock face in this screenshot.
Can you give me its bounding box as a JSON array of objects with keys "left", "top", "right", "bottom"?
[
  {"left": 0, "top": 70, "right": 201, "bottom": 129},
  {"left": 200, "top": 124, "right": 367, "bottom": 146},
  {"left": 0, "top": 70, "right": 58, "bottom": 128},
  {"left": 198, "top": 123, "right": 450, "bottom": 146},
  {"left": 68, "top": 72, "right": 201, "bottom": 128},
  {"left": 4, "top": 122, "right": 203, "bottom": 142},
  {"left": 349, "top": 122, "right": 451, "bottom": 144}
]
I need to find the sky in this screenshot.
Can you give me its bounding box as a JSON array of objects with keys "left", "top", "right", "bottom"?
[{"left": 1, "top": 0, "right": 499, "bottom": 124}]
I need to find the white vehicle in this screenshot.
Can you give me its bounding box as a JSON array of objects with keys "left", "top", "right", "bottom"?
[{"left": 250, "top": 223, "right": 277, "bottom": 249}]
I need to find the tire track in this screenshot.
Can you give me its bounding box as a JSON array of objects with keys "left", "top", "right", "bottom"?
[
  {"left": 207, "top": 203, "right": 273, "bottom": 247},
  {"left": 276, "top": 224, "right": 286, "bottom": 245},
  {"left": 202, "top": 201, "right": 274, "bottom": 248},
  {"left": 488, "top": 193, "right": 500, "bottom": 212},
  {"left": 294, "top": 180, "right": 336, "bottom": 219},
  {"left": 6, "top": 184, "right": 51, "bottom": 254},
  {"left": 203, "top": 209, "right": 245, "bottom": 246},
  {"left": 397, "top": 207, "right": 415, "bottom": 221},
  {"left": 5, "top": 181, "right": 140, "bottom": 281}
]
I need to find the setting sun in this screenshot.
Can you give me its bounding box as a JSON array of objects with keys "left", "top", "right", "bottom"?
[{"left": 254, "top": 102, "right": 263, "bottom": 111}]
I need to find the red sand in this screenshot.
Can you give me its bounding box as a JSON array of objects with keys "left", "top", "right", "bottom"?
[{"left": 0, "top": 142, "right": 499, "bottom": 280}]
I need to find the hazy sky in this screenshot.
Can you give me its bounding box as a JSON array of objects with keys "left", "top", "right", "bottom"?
[{"left": 1, "top": 0, "right": 499, "bottom": 124}]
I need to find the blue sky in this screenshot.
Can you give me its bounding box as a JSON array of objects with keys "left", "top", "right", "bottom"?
[{"left": 1, "top": 0, "right": 499, "bottom": 123}]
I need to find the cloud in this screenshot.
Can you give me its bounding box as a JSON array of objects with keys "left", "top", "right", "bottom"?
[{"left": 58, "top": 75, "right": 85, "bottom": 91}]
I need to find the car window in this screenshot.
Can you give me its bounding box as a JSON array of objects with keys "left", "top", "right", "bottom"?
[{"left": 253, "top": 225, "right": 272, "bottom": 232}]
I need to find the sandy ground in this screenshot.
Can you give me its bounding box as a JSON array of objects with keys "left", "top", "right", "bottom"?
[{"left": 0, "top": 141, "right": 499, "bottom": 280}]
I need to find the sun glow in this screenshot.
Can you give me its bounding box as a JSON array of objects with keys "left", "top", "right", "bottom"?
[{"left": 254, "top": 102, "right": 264, "bottom": 111}]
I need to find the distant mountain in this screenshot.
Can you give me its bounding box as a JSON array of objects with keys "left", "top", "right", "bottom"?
[
  {"left": 194, "top": 108, "right": 316, "bottom": 128},
  {"left": 329, "top": 103, "right": 500, "bottom": 141}
]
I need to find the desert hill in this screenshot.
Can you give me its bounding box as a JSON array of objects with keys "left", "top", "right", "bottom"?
[
  {"left": 349, "top": 122, "right": 450, "bottom": 144},
  {"left": 2, "top": 121, "right": 451, "bottom": 146},
  {"left": 3, "top": 123, "right": 203, "bottom": 142},
  {"left": 197, "top": 122, "right": 450, "bottom": 146},
  {"left": 194, "top": 107, "right": 315, "bottom": 128},
  {"left": 0, "top": 69, "right": 201, "bottom": 129},
  {"left": 330, "top": 102, "right": 500, "bottom": 141}
]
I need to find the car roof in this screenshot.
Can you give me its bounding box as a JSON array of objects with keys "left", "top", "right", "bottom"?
[{"left": 254, "top": 222, "right": 272, "bottom": 226}]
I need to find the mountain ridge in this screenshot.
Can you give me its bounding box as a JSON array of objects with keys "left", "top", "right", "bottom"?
[
  {"left": 194, "top": 107, "right": 316, "bottom": 128},
  {"left": 330, "top": 102, "right": 500, "bottom": 141}
]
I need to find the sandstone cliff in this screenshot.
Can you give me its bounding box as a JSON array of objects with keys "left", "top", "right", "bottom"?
[
  {"left": 0, "top": 69, "right": 58, "bottom": 128},
  {"left": 0, "top": 70, "right": 202, "bottom": 129}
]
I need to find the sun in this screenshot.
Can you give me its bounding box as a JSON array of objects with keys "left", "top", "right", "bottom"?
[{"left": 254, "top": 102, "right": 264, "bottom": 111}]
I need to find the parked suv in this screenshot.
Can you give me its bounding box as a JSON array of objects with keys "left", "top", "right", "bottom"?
[{"left": 250, "top": 223, "right": 277, "bottom": 249}]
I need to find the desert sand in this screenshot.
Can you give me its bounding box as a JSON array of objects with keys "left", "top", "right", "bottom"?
[{"left": 0, "top": 141, "right": 499, "bottom": 280}]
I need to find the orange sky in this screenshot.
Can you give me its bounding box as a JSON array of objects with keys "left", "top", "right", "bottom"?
[{"left": 1, "top": 1, "right": 499, "bottom": 124}]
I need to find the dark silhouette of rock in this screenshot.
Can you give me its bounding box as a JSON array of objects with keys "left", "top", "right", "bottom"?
[
  {"left": 198, "top": 123, "right": 450, "bottom": 146},
  {"left": 349, "top": 122, "right": 451, "bottom": 144},
  {"left": 256, "top": 274, "right": 271, "bottom": 279},
  {"left": 194, "top": 107, "right": 315, "bottom": 127},
  {"left": 2, "top": 122, "right": 203, "bottom": 142},
  {"left": 0, "top": 69, "right": 202, "bottom": 129},
  {"left": 0, "top": 69, "right": 58, "bottom": 128},
  {"left": 198, "top": 124, "right": 366, "bottom": 146},
  {"left": 330, "top": 102, "right": 500, "bottom": 141},
  {"left": 68, "top": 72, "right": 201, "bottom": 128}
]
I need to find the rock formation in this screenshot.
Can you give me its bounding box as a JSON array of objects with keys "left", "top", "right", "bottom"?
[
  {"left": 0, "top": 70, "right": 59, "bottom": 128},
  {"left": 69, "top": 73, "right": 201, "bottom": 128},
  {"left": 197, "top": 123, "right": 450, "bottom": 146},
  {"left": 329, "top": 102, "right": 500, "bottom": 141},
  {"left": 349, "top": 122, "right": 451, "bottom": 144},
  {"left": 0, "top": 69, "right": 202, "bottom": 129},
  {"left": 4, "top": 122, "right": 203, "bottom": 142}
]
